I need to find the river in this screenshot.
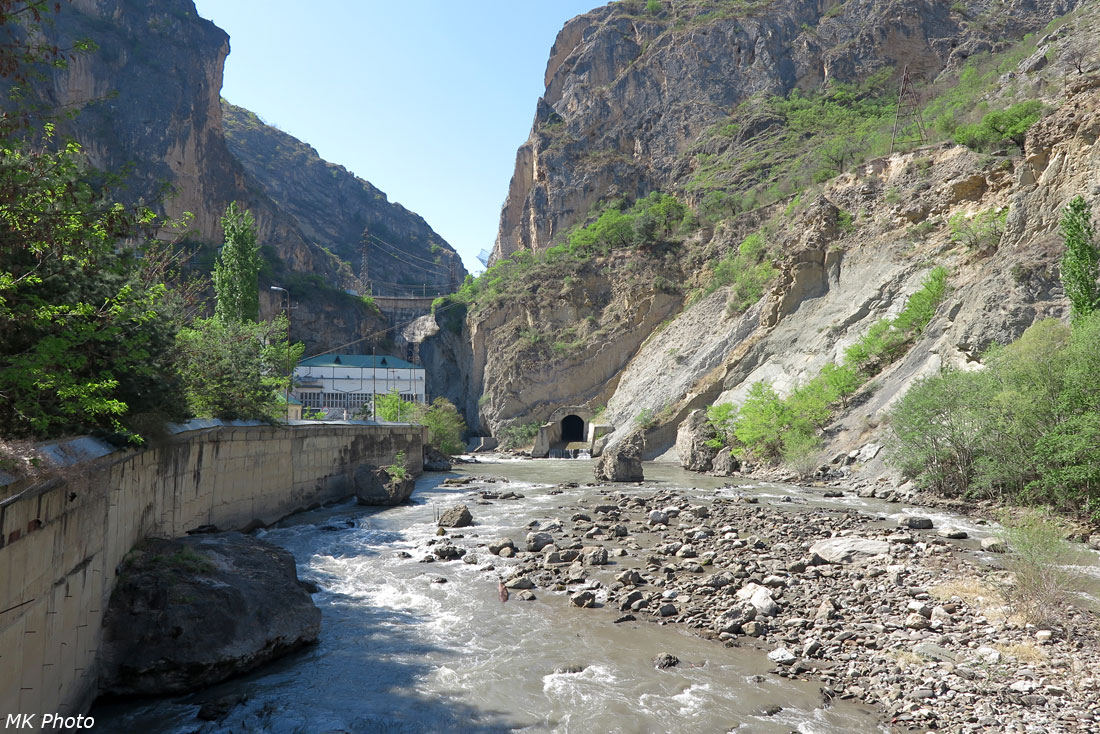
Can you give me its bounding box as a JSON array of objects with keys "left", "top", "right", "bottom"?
[{"left": 91, "top": 457, "right": 1099, "bottom": 733}]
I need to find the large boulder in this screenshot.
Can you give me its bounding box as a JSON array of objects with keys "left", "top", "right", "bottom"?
[
  {"left": 676, "top": 409, "right": 718, "bottom": 472},
  {"left": 594, "top": 432, "right": 644, "bottom": 482},
  {"left": 354, "top": 464, "right": 415, "bottom": 505},
  {"left": 712, "top": 447, "right": 739, "bottom": 476},
  {"left": 100, "top": 533, "right": 321, "bottom": 696},
  {"left": 809, "top": 537, "right": 891, "bottom": 564},
  {"left": 423, "top": 444, "right": 452, "bottom": 472},
  {"left": 438, "top": 504, "right": 473, "bottom": 528}
]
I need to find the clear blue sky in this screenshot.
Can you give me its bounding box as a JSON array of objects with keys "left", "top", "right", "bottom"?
[{"left": 191, "top": 0, "right": 600, "bottom": 274}]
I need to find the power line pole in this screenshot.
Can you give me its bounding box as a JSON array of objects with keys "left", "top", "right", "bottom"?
[
  {"left": 359, "top": 228, "right": 372, "bottom": 296},
  {"left": 890, "top": 65, "right": 928, "bottom": 154}
]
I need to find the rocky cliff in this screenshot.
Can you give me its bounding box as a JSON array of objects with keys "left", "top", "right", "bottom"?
[
  {"left": 493, "top": 0, "right": 1080, "bottom": 260},
  {"left": 222, "top": 102, "right": 466, "bottom": 297},
  {"left": 24, "top": 0, "right": 458, "bottom": 354},
  {"left": 455, "top": 0, "right": 1099, "bottom": 466}
]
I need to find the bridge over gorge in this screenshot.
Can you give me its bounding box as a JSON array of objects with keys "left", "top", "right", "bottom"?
[{"left": 372, "top": 294, "right": 441, "bottom": 324}]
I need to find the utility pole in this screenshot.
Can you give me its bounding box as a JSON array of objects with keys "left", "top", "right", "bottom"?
[
  {"left": 270, "top": 285, "right": 290, "bottom": 421},
  {"left": 890, "top": 65, "right": 928, "bottom": 154},
  {"left": 359, "top": 228, "right": 372, "bottom": 296}
]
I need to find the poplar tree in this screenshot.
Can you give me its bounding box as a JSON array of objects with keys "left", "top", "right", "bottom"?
[
  {"left": 212, "top": 202, "right": 260, "bottom": 323},
  {"left": 1060, "top": 195, "right": 1099, "bottom": 321}
]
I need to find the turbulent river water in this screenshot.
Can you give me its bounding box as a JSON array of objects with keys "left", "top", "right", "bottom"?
[{"left": 92, "top": 458, "right": 1100, "bottom": 734}]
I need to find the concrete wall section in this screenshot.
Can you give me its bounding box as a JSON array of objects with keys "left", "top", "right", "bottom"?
[{"left": 0, "top": 422, "right": 424, "bottom": 722}]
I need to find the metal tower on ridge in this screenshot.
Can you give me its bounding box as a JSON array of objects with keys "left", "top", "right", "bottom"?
[{"left": 890, "top": 65, "right": 928, "bottom": 154}]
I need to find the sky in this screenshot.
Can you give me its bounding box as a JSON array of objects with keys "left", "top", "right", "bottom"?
[{"left": 191, "top": 0, "right": 600, "bottom": 275}]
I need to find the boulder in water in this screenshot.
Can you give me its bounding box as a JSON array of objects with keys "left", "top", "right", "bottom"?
[
  {"left": 100, "top": 533, "right": 321, "bottom": 696},
  {"left": 355, "top": 464, "right": 415, "bottom": 505},
  {"left": 438, "top": 504, "right": 473, "bottom": 528},
  {"left": 594, "top": 432, "right": 644, "bottom": 482},
  {"left": 676, "top": 409, "right": 718, "bottom": 472}
]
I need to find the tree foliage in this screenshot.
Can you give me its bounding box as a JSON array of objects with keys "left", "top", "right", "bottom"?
[
  {"left": 1059, "top": 195, "right": 1098, "bottom": 321},
  {"left": 953, "top": 100, "right": 1043, "bottom": 152},
  {"left": 889, "top": 313, "right": 1100, "bottom": 517},
  {"left": 212, "top": 202, "right": 261, "bottom": 324},
  {"left": 175, "top": 316, "right": 300, "bottom": 422},
  {"left": 0, "top": 125, "right": 187, "bottom": 438},
  {"left": 374, "top": 390, "right": 415, "bottom": 422},
  {"left": 413, "top": 397, "right": 466, "bottom": 455}
]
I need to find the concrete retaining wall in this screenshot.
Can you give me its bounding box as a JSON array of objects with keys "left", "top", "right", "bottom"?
[{"left": 0, "top": 422, "right": 424, "bottom": 721}]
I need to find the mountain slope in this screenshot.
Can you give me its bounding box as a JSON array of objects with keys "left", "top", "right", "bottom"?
[{"left": 222, "top": 102, "right": 466, "bottom": 297}]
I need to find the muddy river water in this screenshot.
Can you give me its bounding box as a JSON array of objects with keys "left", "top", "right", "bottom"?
[{"left": 93, "top": 458, "right": 1100, "bottom": 733}]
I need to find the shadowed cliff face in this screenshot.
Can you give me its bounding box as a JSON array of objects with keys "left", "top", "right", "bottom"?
[
  {"left": 222, "top": 102, "right": 467, "bottom": 297},
  {"left": 493, "top": 0, "right": 1079, "bottom": 261},
  {"left": 23, "top": 0, "right": 458, "bottom": 354}
]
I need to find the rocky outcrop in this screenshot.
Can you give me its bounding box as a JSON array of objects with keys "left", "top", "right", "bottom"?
[
  {"left": 100, "top": 533, "right": 320, "bottom": 696},
  {"left": 354, "top": 464, "right": 415, "bottom": 505},
  {"left": 594, "top": 431, "right": 644, "bottom": 481},
  {"left": 493, "top": 0, "right": 1082, "bottom": 260},
  {"left": 675, "top": 408, "right": 718, "bottom": 471},
  {"left": 222, "top": 102, "right": 466, "bottom": 296},
  {"left": 27, "top": 0, "right": 457, "bottom": 354}
]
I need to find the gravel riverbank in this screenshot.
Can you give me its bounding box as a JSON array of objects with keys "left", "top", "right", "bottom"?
[{"left": 425, "top": 474, "right": 1100, "bottom": 733}]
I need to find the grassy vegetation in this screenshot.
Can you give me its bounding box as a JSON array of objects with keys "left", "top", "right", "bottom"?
[
  {"left": 706, "top": 266, "right": 949, "bottom": 468},
  {"left": 499, "top": 421, "right": 540, "bottom": 450},
  {"left": 386, "top": 450, "right": 408, "bottom": 480}
]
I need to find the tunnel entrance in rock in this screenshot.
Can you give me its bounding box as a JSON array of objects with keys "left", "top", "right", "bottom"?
[{"left": 560, "top": 414, "right": 585, "bottom": 443}]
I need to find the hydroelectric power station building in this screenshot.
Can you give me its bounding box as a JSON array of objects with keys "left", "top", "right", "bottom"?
[{"left": 293, "top": 354, "right": 426, "bottom": 417}]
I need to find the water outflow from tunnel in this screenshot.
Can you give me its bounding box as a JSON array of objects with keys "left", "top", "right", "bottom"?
[
  {"left": 547, "top": 448, "right": 590, "bottom": 459},
  {"left": 92, "top": 459, "right": 905, "bottom": 733}
]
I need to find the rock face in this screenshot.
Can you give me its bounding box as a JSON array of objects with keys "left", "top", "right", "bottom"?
[
  {"left": 676, "top": 409, "right": 718, "bottom": 471},
  {"left": 28, "top": 0, "right": 459, "bottom": 354},
  {"left": 222, "top": 102, "right": 466, "bottom": 297},
  {"left": 493, "top": 0, "right": 1080, "bottom": 260},
  {"left": 354, "top": 464, "right": 415, "bottom": 505},
  {"left": 594, "top": 432, "right": 644, "bottom": 482},
  {"left": 100, "top": 533, "right": 321, "bottom": 696},
  {"left": 471, "top": 0, "right": 1095, "bottom": 471}
]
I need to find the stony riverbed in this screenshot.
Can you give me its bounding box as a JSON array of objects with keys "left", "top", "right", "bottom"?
[{"left": 427, "top": 471, "right": 1100, "bottom": 734}]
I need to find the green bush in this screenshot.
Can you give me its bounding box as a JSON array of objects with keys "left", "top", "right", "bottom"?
[
  {"left": 949, "top": 208, "right": 1007, "bottom": 251},
  {"left": 374, "top": 390, "right": 416, "bottom": 422},
  {"left": 498, "top": 421, "right": 540, "bottom": 450},
  {"left": 889, "top": 312, "right": 1100, "bottom": 515},
  {"left": 386, "top": 450, "right": 408, "bottom": 480},
  {"left": 1059, "top": 195, "right": 1099, "bottom": 321},
  {"left": 414, "top": 397, "right": 467, "bottom": 455},
  {"left": 707, "top": 232, "right": 778, "bottom": 314},
  {"left": 953, "top": 100, "right": 1043, "bottom": 151},
  {"left": 704, "top": 402, "right": 738, "bottom": 448}
]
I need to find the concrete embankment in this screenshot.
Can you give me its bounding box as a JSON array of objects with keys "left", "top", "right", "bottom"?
[{"left": 0, "top": 421, "right": 424, "bottom": 721}]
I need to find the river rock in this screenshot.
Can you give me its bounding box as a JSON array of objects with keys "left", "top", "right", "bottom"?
[
  {"left": 593, "top": 432, "right": 644, "bottom": 482},
  {"left": 100, "top": 533, "right": 321, "bottom": 696},
  {"left": 712, "top": 447, "right": 738, "bottom": 476},
  {"left": 768, "top": 647, "right": 797, "bottom": 665},
  {"left": 526, "top": 531, "right": 555, "bottom": 552},
  {"left": 570, "top": 590, "right": 596, "bottom": 608},
  {"left": 675, "top": 409, "right": 718, "bottom": 472},
  {"left": 422, "top": 444, "right": 452, "bottom": 472},
  {"left": 438, "top": 505, "right": 473, "bottom": 528},
  {"left": 808, "top": 537, "right": 890, "bottom": 563},
  {"left": 488, "top": 538, "right": 515, "bottom": 555},
  {"left": 897, "top": 515, "right": 934, "bottom": 530},
  {"left": 981, "top": 536, "right": 1007, "bottom": 553},
  {"left": 654, "top": 652, "right": 680, "bottom": 669},
  {"left": 354, "top": 464, "right": 415, "bottom": 505}
]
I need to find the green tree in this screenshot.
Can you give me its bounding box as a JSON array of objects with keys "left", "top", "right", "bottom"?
[
  {"left": 704, "top": 402, "right": 738, "bottom": 448},
  {"left": 953, "top": 100, "right": 1043, "bottom": 152},
  {"left": 212, "top": 202, "right": 261, "bottom": 323},
  {"left": 174, "top": 316, "right": 301, "bottom": 421},
  {"left": 414, "top": 397, "right": 467, "bottom": 455},
  {"left": 1059, "top": 195, "right": 1099, "bottom": 321},
  {"left": 0, "top": 126, "right": 187, "bottom": 438},
  {"left": 733, "top": 382, "right": 790, "bottom": 460},
  {"left": 374, "top": 390, "right": 415, "bottom": 422}
]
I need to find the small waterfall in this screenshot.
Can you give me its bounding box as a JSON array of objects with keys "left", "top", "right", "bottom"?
[{"left": 548, "top": 448, "right": 591, "bottom": 459}]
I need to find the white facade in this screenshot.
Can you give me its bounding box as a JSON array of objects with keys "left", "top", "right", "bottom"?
[{"left": 293, "top": 355, "right": 425, "bottom": 417}]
